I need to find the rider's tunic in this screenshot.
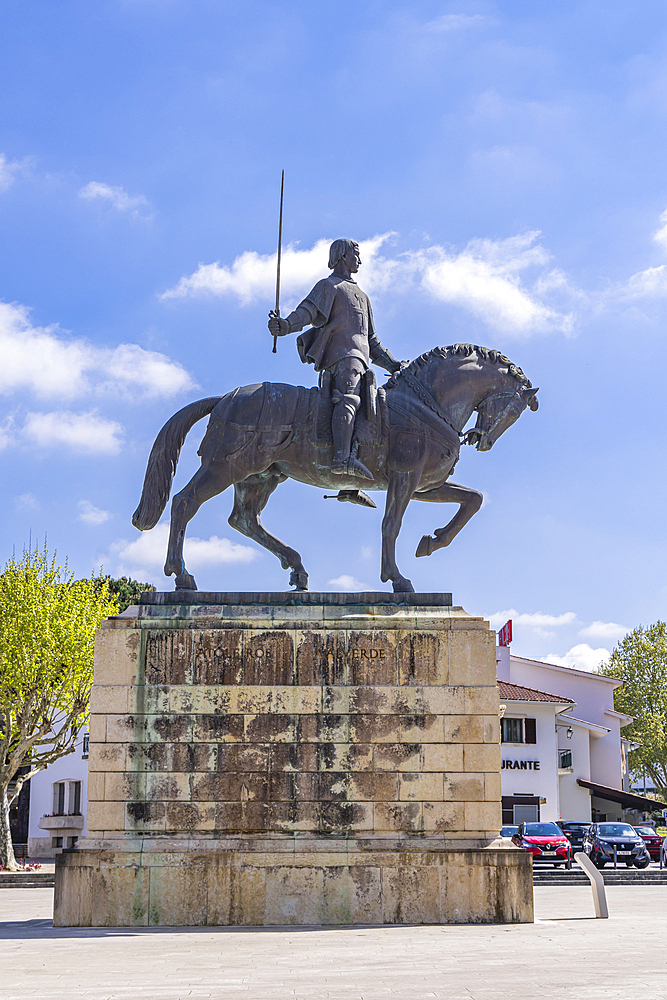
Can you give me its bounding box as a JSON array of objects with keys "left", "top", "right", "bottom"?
[{"left": 295, "top": 274, "right": 390, "bottom": 374}]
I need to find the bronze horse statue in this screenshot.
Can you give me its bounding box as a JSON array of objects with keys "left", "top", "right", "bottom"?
[{"left": 133, "top": 344, "right": 538, "bottom": 593}]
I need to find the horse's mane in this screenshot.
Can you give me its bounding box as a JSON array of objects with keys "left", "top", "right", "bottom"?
[{"left": 384, "top": 344, "right": 532, "bottom": 390}]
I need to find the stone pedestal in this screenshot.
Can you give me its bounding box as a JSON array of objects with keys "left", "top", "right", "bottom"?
[{"left": 54, "top": 592, "right": 532, "bottom": 926}]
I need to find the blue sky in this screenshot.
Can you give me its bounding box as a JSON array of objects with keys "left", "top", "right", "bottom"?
[{"left": 2, "top": 0, "right": 667, "bottom": 668}]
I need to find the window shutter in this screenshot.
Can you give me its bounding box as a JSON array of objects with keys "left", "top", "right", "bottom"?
[{"left": 524, "top": 718, "right": 537, "bottom": 744}]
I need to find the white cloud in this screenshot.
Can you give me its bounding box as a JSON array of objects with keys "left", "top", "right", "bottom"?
[
  {"left": 328, "top": 575, "right": 373, "bottom": 592},
  {"left": 488, "top": 608, "right": 577, "bottom": 629},
  {"left": 161, "top": 235, "right": 395, "bottom": 305},
  {"left": 578, "top": 621, "right": 630, "bottom": 643},
  {"left": 488, "top": 608, "right": 577, "bottom": 641},
  {"left": 654, "top": 208, "right": 667, "bottom": 250},
  {"left": 107, "top": 523, "right": 257, "bottom": 579},
  {"left": 162, "top": 231, "right": 573, "bottom": 336},
  {"left": 425, "top": 14, "right": 487, "bottom": 31},
  {"left": 410, "top": 234, "right": 572, "bottom": 335},
  {"left": 24, "top": 411, "right": 124, "bottom": 455},
  {"left": 545, "top": 643, "right": 610, "bottom": 673},
  {"left": 79, "top": 181, "right": 151, "bottom": 216},
  {"left": 78, "top": 500, "right": 112, "bottom": 525},
  {"left": 0, "top": 153, "right": 24, "bottom": 192},
  {"left": 14, "top": 493, "right": 38, "bottom": 510},
  {"left": 0, "top": 300, "right": 194, "bottom": 400}
]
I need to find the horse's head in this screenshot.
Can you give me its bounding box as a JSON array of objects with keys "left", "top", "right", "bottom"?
[{"left": 465, "top": 386, "right": 538, "bottom": 451}]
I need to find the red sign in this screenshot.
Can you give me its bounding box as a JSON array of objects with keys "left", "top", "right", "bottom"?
[{"left": 498, "top": 619, "right": 513, "bottom": 646}]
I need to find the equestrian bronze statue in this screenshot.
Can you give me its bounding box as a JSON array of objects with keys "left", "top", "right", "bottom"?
[{"left": 132, "top": 343, "right": 538, "bottom": 593}]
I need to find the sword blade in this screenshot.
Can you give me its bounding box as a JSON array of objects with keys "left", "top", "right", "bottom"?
[{"left": 272, "top": 169, "right": 284, "bottom": 354}]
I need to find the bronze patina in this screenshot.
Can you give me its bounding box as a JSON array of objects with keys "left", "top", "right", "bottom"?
[{"left": 133, "top": 344, "right": 538, "bottom": 593}]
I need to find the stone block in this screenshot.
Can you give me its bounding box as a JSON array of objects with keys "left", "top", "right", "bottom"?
[
  {"left": 421, "top": 743, "right": 464, "bottom": 772},
  {"left": 87, "top": 772, "right": 105, "bottom": 801},
  {"left": 484, "top": 772, "right": 502, "bottom": 801},
  {"left": 90, "top": 684, "right": 131, "bottom": 715},
  {"left": 125, "top": 800, "right": 167, "bottom": 833},
  {"left": 145, "top": 630, "right": 192, "bottom": 686},
  {"left": 398, "top": 772, "right": 443, "bottom": 801},
  {"left": 192, "top": 629, "right": 243, "bottom": 684},
  {"left": 244, "top": 631, "right": 294, "bottom": 685},
  {"left": 463, "top": 744, "right": 501, "bottom": 772},
  {"left": 422, "top": 801, "right": 465, "bottom": 832},
  {"left": 373, "top": 743, "right": 422, "bottom": 772},
  {"left": 464, "top": 801, "right": 502, "bottom": 832},
  {"left": 373, "top": 802, "right": 422, "bottom": 832},
  {"left": 295, "top": 630, "right": 346, "bottom": 685},
  {"left": 397, "top": 631, "right": 444, "bottom": 685},
  {"left": 444, "top": 714, "right": 485, "bottom": 744},
  {"left": 87, "top": 800, "right": 125, "bottom": 833},
  {"left": 104, "top": 771, "right": 146, "bottom": 802},
  {"left": 88, "top": 714, "right": 107, "bottom": 743},
  {"left": 165, "top": 801, "right": 215, "bottom": 833},
  {"left": 93, "top": 629, "right": 140, "bottom": 686},
  {"left": 464, "top": 686, "right": 500, "bottom": 715},
  {"left": 381, "top": 865, "right": 441, "bottom": 924},
  {"left": 148, "top": 862, "right": 208, "bottom": 926},
  {"left": 448, "top": 628, "right": 496, "bottom": 687},
  {"left": 88, "top": 741, "right": 127, "bottom": 772},
  {"left": 443, "top": 772, "right": 485, "bottom": 802}
]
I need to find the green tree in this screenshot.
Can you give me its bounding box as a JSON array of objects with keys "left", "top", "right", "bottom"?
[
  {"left": 100, "top": 576, "right": 155, "bottom": 613},
  {"left": 0, "top": 549, "right": 118, "bottom": 870},
  {"left": 601, "top": 622, "right": 667, "bottom": 797}
]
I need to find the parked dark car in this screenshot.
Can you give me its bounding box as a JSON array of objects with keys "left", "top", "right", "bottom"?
[
  {"left": 500, "top": 825, "right": 518, "bottom": 838},
  {"left": 583, "top": 822, "right": 650, "bottom": 868},
  {"left": 511, "top": 822, "right": 572, "bottom": 866},
  {"left": 557, "top": 821, "right": 590, "bottom": 852},
  {"left": 634, "top": 826, "right": 662, "bottom": 860}
]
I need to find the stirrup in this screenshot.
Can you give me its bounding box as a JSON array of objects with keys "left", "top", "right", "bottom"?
[{"left": 323, "top": 490, "right": 377, "bottom": 508}]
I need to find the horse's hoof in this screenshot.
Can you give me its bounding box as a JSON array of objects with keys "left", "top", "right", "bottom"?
[
  {"left": 416, "top": 535, "right": 434, "bottom": 558},
  {"left": 290, "top": 569, "right": 309, "bottom": 591},
  {"left": 392, "top": 577, "right": 415, "bottom": 594},
  {"left": 174, "top": 572, "right": 198, "bottom": 591}
]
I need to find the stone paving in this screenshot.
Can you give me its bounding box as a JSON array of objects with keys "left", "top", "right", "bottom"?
[{"left": 1, "top": 885, "right": 666, "bottom": 999}]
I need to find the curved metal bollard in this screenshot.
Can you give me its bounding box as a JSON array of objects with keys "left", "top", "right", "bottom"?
[{"left": 574, "top": 852, "right": 608, "bottom": 919}]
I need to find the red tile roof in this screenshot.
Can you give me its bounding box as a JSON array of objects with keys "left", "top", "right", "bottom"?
[{"left": 498, "top": 680, "right": 574, "bottom": 704}]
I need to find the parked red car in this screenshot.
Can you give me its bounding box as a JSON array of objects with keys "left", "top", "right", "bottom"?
[
  {"left": 512, "top": 821, "right": 572, "bottom": 866},
  {"left": 634, "top": 826, "right": 662, "bottom": 860}
]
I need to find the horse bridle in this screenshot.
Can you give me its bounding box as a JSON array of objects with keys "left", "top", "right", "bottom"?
[{"left": 398, "top": 369, "right": 525, "bottom": 446}]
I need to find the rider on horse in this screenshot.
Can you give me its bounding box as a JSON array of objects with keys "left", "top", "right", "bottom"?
[{"left": 267, "top": 238, "right": 403, "bottom": 481}]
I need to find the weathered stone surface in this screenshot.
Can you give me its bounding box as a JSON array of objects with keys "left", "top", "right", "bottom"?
[
  {"left": 56, "top": 598, "right": 529, "bottom": 926},
  {"left": 55, "top": 846, "right": 532, "bottom": 926}
]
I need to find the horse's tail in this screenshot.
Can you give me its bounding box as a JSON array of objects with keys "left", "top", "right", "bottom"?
[{"left": 132, "top": 396, "right": 223, "bottom": 530}]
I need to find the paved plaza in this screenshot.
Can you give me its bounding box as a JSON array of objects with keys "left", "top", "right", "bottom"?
[{"left": 1, "top": 885, "right": 666, "bottom": 999}]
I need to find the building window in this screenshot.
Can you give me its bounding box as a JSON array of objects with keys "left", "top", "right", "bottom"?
[
  {"left": 52, "top": 837, "right": 63, "bottom": 848},
  {"left": 52, "top": 779, "right": 82, "bottom": 815},
  {"left": 82, "top": 734, "right": 89, "bottom": 759},
  {"left": 502, "top": 717, "right": 524, "bottom": 743},
  {"left": 501, "top": 717, "right": 537, "bottom": 744},
  {"left": 54, "top": 782, "right": 65, "bottom": 814}
]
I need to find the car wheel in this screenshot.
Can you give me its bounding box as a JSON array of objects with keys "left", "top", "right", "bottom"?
[
  {"left": 594, "top": 859, "right": 606, "bottom": 869},
  {"left": 634, "top": 859, "right": 649, "bottom": 869}
]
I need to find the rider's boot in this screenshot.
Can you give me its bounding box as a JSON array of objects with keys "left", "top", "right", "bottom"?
[{"left": 331, "top": 395, "right": 374, "bottom": 481}]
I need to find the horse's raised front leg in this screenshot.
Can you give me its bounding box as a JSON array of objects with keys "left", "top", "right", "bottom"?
[
  {"left": 228, "top": 472, "right": 309, "bottom": 591},
  {"left": 381, "top": 469, "right": 423, "bottom": 593},
  {"left": 413, "top": 481, "right": 484, "bottom": 558},
  {"left": 165, "top": 460, "right": 233, "bottom": 590}
]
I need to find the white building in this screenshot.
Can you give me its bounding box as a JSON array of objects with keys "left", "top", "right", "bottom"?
[
  {"left": 26, "top": 733, "right": 90, "bottom": 858},
  {"left": 497, "top": 645, "right": 663, "bottom": 824}
]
